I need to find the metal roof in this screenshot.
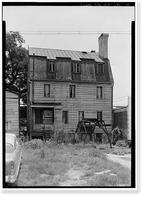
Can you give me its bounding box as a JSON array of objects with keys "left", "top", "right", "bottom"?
[{"left": 29, "top": 47, "right": 104, "bottom": 63}]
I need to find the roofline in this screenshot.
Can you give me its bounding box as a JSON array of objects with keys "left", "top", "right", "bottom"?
[
  {"left": 29, "top": 78, "right": 113, "bottom": 85},
  {"left": 29, "top": 46, "right": 99, "bottom": 54},
  {"left": 6, "top": 89, "right": 19, "bottom": 96},
  {"left": 29, "top": 54, "right": 104, "bottom": 63}
]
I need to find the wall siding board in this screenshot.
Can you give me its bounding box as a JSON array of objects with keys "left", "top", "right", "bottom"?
[
  {"left": 28, "top": 56, "right": 113, "bottom": 137},
  {"left": 6, "top": 91, "right": 19, "bottom": 136},
  {"left": 31, "top": 81, "right": 112, "bottom": 132}
]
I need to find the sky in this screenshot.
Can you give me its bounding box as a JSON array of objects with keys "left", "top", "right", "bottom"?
[{"left": 3, "top": 5, "right": 135, "bottom": 106}]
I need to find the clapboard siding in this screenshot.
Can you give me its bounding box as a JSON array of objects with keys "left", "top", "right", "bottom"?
[
  {"left": 6, "top": 91, "right": 19, "bottom": 136},
  {"left": 28, "top": 51, "right": 114, "bottom": 137},
  {"left": 31, "top": 81, "right": 113, "bottom": 133},
  {"left": 33, "top": 82, "right": 112, "bottom": 101}
]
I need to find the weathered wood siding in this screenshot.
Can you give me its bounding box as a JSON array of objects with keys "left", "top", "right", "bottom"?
[
  {"left": 56, "top": 59, "right": 72, "bottom": 80},
  {"left": 5, "top": 91, "right": 19, "bottom": 136},
  {"left": 32, "top": 81, "right": 112, "bottom": 133},
  {"left": 29, "top": 56, "right": 113, "bottom": 136},
  {"left": 29, "top": 57, "right": 111, "bottom": 83}
]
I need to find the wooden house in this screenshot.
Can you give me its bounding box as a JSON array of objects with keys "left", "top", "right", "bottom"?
[
  {"left": 5, "top": 90, "right": 20, "bottom": 136},
  {"left": 27, "top": 33, "right": 114, "bottom": 141}
]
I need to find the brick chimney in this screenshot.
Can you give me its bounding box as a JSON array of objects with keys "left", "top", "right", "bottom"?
[{"left": 98, "top": 33, "right": 109, "bottom": 59}]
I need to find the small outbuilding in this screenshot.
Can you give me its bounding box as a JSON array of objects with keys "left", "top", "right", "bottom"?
[{"left": 5, "top": 90, "right": 20, "bottom": 136}]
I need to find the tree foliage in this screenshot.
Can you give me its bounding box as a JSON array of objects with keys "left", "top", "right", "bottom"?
[{"left": 5, "top": 31, "right": 29, "bottom": 103}]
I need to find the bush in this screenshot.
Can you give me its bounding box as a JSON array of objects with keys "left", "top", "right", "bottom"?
[
  {"left": 115, "top": 139, "right": 131, "bottom": 148},
  {"left": 25, "top": 139, "right": 43, "bottom": 149},
  {"left": 52, "top": 122, "right": 71, "bottom": 144}
]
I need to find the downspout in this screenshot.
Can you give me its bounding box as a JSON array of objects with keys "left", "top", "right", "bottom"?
[
  {"left": 27, "top": 46, "right": 31, "bottom": 139},
  {"left": 31, "top": 53, "right": 35, "bottom": 139},
  {"left": 18, "top": 93, "right": 20, "bottom": 137},
  {"left": 32, "top": 53, "right": 35, "bottom": 103}
]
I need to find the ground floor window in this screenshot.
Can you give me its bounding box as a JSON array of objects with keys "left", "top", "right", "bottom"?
[
  {"left": 35, "top": 109, "right": 43, "bottom": 124},
  {"left": 95, "top": 133, "right": 103, "bottom": 143},
  {"left": 97, "top": 111, "right": 103, "bottom": 122},
  {"left": 62, "top": 111, "right": 68, "bottom": 124},
  {"left": 35, "top": 108, "right": 54, "bottom": 124},
  {"left": 79, "top": 111, "right": 84, "bottom": 121}
]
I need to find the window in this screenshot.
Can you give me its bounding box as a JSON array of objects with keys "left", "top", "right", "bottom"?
[
  {"left": 48, "top": 62, "right": 55, "bottom": 72},
  {"left": 44, "top": 84, "right": 50, "bottom": 97},
  {"left": 44, "top": 109, "right": 54, "bottom": 124},
  {"left": 35, "top": 109, "right": 43, "bottom": 124},
  {"left": 73, "top": 63, "right": 80, "bottom": 73},
  {"left": 69, "top": 85, "right": 76, "bottom": 98},
  {"left": 96, "top": 63, "right": 104, "bottom": 74},
  {"left": 97, "top": 112, "right": 102, "bottom": 122},
  {"left": 79, "top": 111, "right": 84, "bottom": 121},
  {"left": 96, "top": 86, "right": 103, "bottom": 99},
  {"left": 5, "top": 121, "right": 11, "bottom": 131},
  {"left": 62, "top": 111, "right": 68, "bottom": 124}
]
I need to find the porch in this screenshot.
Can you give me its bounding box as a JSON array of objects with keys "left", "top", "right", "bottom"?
[{"left": 30, "top": 102, "right": 62, "bottom": 140}]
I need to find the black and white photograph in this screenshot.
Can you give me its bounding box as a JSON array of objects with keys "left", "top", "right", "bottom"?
[{"left": 2, "top": 2, "right": 136, "bottom": 189}]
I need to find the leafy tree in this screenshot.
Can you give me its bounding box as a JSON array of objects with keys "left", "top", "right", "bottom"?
[{"left": 5, "top": 31, "right": 29, "bottom": 103}]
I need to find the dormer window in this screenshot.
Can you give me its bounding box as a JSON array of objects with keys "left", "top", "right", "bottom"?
[
  {"left": 73, "top": 63, "right": 80, "bottom": 73},
  {"left": 96, "top": 63, "right": 104, "bottom": 74},
  {"left": 48, "top": 61, "right": 55, "bottom": 72}
]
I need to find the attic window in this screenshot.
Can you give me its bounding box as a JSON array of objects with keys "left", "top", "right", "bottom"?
[
  {"left": 96, "top": 63, "right": 104, "bottom": 74},
  {"left": 73, "top": 63, "right": 80, "bottom": 73},
  {"left": 48, "top": 61, "right": 55, "bottom": 72}
]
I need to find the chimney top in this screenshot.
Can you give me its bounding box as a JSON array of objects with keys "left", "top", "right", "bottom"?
[{"left": 98, "top": 33, "right": 109, "bottom": 59}]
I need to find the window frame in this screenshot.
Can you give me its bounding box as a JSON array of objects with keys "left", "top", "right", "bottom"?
[
  {"left": 96, "top": 86, "right": 103, "bottom": 99},
  {"left": 62, "top": 111, "right": 68, "bottom": 124},
  {"left": 73, "top": 62, "right": 80, "bottom": 73},
  {"left": 44, "top": 84, "right": 50, "bottom": 97},
  {"left": 69, "top": 85, "right": 76, "bottom": 98},
  {"left": 97, "top": 111, "right": 103, "bottom": 122},
  {"left": 96, "top": 63, "right": 104, "bottom": 74},
  {"left": 47, "top": 61, "right": 55, "bottom": 73},
  {"left": 79, "top": 111, "right": 84, "bottom": 121},
  {"left": 35, "top": 109, "right": 43, "bottom": 124}
]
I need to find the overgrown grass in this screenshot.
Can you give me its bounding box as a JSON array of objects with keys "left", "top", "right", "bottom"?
[{"left": 16, "top": 140, "right": 131, "bottom": 187}]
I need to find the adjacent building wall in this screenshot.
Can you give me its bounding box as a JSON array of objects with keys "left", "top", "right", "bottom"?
[
  {"left": 113, "top": 96, "right": 131, "bottom": 140},
  {"left": 5, "top": 91, "right": 19, "bottom": 136}
]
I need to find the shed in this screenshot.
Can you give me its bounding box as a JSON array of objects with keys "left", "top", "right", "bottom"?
[{"left": 5, "top": 90, "right": 20, "bottom": 136}]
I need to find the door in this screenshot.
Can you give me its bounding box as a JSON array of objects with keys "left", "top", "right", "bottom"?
[{"left": 43, "top": 109, "right": 54, "bottom": 125}]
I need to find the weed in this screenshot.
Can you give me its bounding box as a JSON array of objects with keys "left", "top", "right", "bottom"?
[
  {"left": 88, "top": 173, "right": 119, "bottom": 186},
  {"left": 16, "top": 143, "right": 131, "bottom": 187}
]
